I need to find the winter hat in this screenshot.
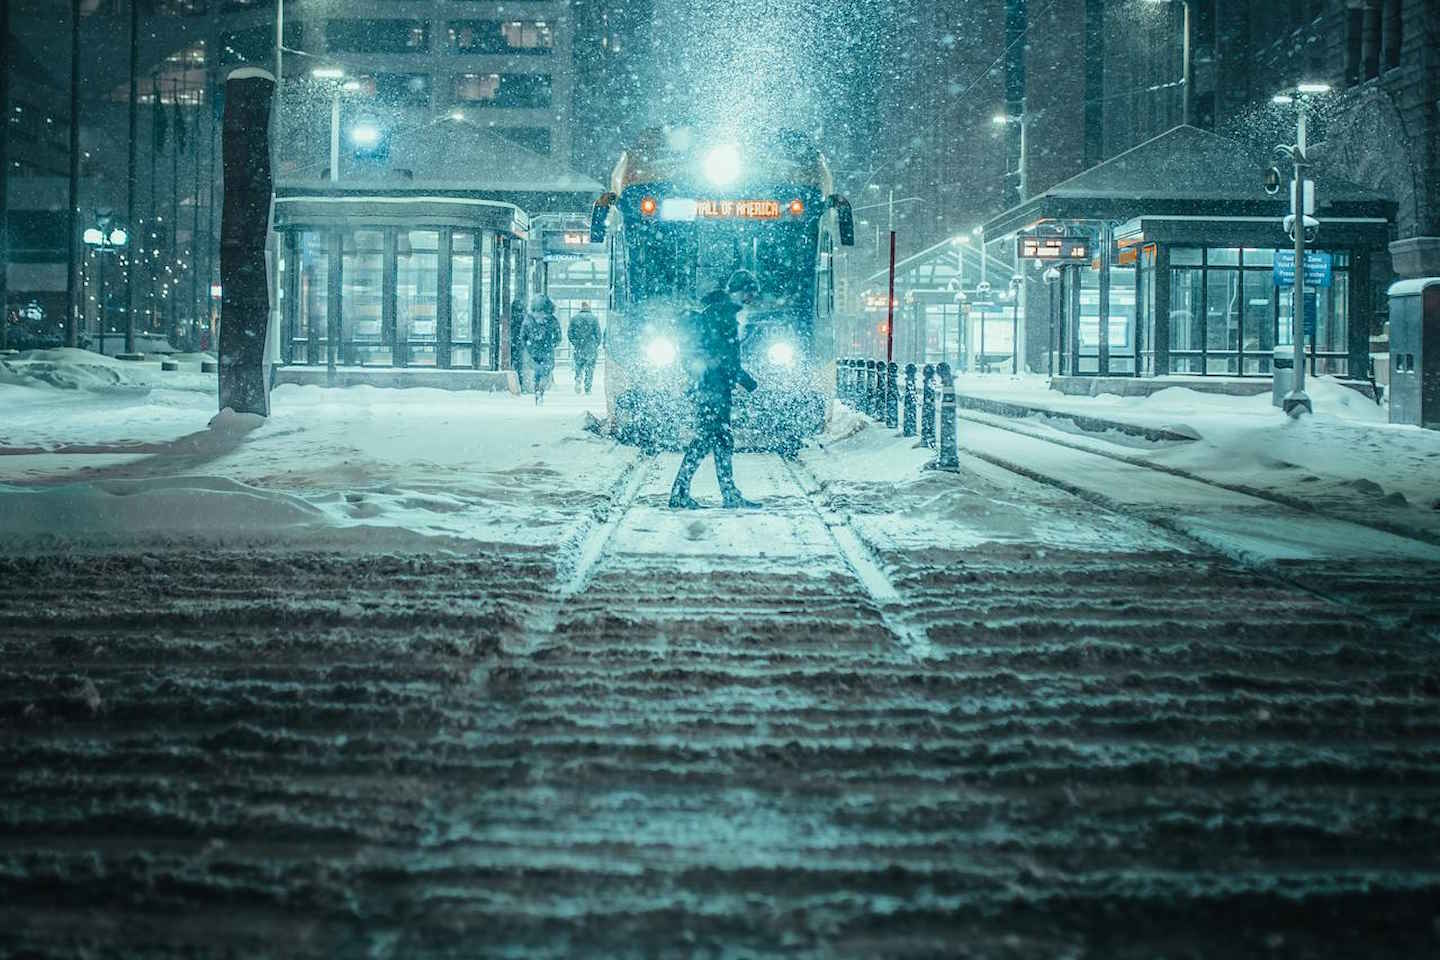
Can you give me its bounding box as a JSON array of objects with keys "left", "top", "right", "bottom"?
[{"left": 726, "top": 270, "right": 759, "bottom": 295}]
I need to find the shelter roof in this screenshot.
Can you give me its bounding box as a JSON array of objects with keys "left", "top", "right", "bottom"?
[{"left": 984, "top": 125, "right": 1394, "bottom": 238}]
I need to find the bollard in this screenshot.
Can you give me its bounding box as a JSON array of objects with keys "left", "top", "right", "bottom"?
[
  {"left": 869, "top": 359, "right": 881, "bottom": 420},
  {"left": 921, "top": 363, "right": 936, "bottom": 448},
  {"left": 931, "top": 361, "right": 960, "bottom": 470},
  {"left": 848, "top": 358, "right": 859, "bottom": 408},
  {"left": 835, "top": 357, "right": 843, "bottom": 400},
  {"left": 885, "top": 362, "right": 899, "bottom": 429},
  {"left": 865, "top": 360, "right": 879, "bottom": 419},
  {"left": 902, "top": 363, "right": 917, "bottom": 437}
]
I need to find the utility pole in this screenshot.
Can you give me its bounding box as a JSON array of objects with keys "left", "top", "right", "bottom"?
[
  {"left": 125, "top": 0, "right": 138, "bottom": 353},
  {"left": 1181, "top": 0, "right": 1192, "bottom": 126},
  {"left": 0, "top": 0, "right": 10, "bottom": 350},
  {"left": 65, "top": 0, "right": 80, "bottom": 347}
]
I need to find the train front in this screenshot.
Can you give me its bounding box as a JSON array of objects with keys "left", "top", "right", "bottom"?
[{"left": 598, "top": 134, "right": 843, "bottom": 452}]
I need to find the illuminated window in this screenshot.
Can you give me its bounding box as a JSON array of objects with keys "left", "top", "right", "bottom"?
[
  {"left": 452, "top": 73, "right": 551, "bottom": 108},
  {"left": 447, "top": 20, "right": 554, "bottom": 54}
]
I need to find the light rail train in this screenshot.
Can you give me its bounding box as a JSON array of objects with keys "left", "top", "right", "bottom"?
[{"left": 589, "top": 127, "right": 854, "bottom": 450}]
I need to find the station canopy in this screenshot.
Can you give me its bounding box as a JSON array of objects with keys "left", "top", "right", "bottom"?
[{"left": 862, "top": 236, "right": 1018, "bottom": 307}]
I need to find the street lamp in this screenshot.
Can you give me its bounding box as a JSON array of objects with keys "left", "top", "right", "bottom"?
[
  {"left": 1142, "top": 0, "right": 1192, "bottom": 126},
  {"left": 1272, "top": 80, "right": 1333, "bottom": 418},
  {"left": 82, "top": 220, "right": 129, "bottom": 355}
]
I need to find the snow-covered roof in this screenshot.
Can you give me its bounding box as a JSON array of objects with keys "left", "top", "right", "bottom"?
[
  {"left": 277, "top": 115, "right": 603, "bottom": 197},
  {"left": 985, "top": 125, "right": 1396, "bottom": 239}
]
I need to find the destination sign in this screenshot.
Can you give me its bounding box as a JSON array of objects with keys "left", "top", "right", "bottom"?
[
  {"left": 695, "top": 199, "right": 781, "bottom": 220},
  {"left": 1018, "top": 235, "right": 1090, "bottom": 262}
]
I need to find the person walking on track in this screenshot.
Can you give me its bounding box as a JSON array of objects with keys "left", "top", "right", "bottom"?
[
  {"left": 568, "top": 302, "right": 602, "bottom": 395},
  {"left": 509, "top": 295, "right": 529, "bottom": 393},
  {"left": 669, "top": 270, "right": 761, "bottom": 510},
  {"left": 523, "top": 294, "right": 562, "bottom": 405}
]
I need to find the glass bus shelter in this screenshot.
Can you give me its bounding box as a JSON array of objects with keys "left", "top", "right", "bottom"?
[{"left": 273, "top": 195, "right": 529, "bottom": 369}]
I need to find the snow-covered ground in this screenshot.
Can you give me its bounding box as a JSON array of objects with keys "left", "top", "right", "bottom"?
[
  {"left": 1, "top": 350, "right": 630, "bottom": 553},
  {"left": 949, "top": 372, "right": 1440, "bottom": 536},
  {"left": 6, "top": 350, "right": 1440, "bottom": 958}
]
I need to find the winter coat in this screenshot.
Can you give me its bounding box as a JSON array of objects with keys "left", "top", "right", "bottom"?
[
  {"left": 508, "top": 298, "right": 528, "bottom": 365},
  {"left": 568, "top": 310, "right": 602, "bottom": 362},
  {"left": 685, "top": 289, "right": 757, "bottom": 422},
  {"left": 523, "top": 310, "right": 562, "bottom": 364}
]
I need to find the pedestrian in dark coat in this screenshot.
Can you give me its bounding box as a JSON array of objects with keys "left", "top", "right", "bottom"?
[
  {"left": 669, "top": 270, "right": 761, "bottom": 509},
  {"left": 523, "top": 294, "right": 562, "bottom": 404},
  {"left": 568, "top": 302, "right": 602, "bottom": 395},
  {"left": 509, "top": 295, "right": 529, "bottom": 392}
]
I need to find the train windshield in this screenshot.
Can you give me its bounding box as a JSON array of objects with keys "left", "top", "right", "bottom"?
[{"left": 627, "top": 219, "right": 815, "bottom": 311}]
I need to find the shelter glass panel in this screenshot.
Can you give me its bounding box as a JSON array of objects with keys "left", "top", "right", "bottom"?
[
  {"left": 298, "top": 231, "right": 329, "bottom": 363},
  {"left": 1314, "top": 272, "right": 1349, "bottom": 376},
  {"left": 343, "top": 230, "right": 387, "bottom": 365},
  {"left": 398, "top": 230, "right": 440, "bottom": 366},
  {"left": 1242, "top": 269, "right": 1276, "bottom": 374},
  {"left": 1169, "top": 265, "right": 1204, "bottom": 373},
  {"left": 1205, "top": 267, "right": 1240, "bottom": 374},
  {"left": 1076, "top": 267, "right": 1101, "bottom": 374},
  {"left": 1108, "top": 265, "right": 1137, "bottom": 375},
  {"left": 451, "top": 233, "right": 476, "bottom": 368}
]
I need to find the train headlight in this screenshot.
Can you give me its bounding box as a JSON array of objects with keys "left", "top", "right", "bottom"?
[
  {"left": 644, "top": 337, "right": 678, "bottom": 367},
  {"left": 704, "top": 144, "right": 741, "bottom": 186},
  {"left": 766, "top": 341, "right": 796, "bottom": 367}
]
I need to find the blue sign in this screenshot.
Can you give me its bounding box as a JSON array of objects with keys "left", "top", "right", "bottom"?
[{"left": 1273, "top": 251, "right": 1332, "bottom": 288}]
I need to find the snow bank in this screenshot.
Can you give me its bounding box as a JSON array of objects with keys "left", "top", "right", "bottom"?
[
  {"left": 0, "top": 347, "right": 215, "bottom": 395},
  {"left": 0, "top": 367, "right": 635, "bottom": 553}
]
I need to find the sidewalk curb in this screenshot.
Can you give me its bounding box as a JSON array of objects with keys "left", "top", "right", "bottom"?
[{"left": 953, "top": 392, "right": 1198, "bottom": 443}]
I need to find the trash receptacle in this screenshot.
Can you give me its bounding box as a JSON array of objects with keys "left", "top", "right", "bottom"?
[{"left": 1272, "top": 346, "right": 1294, "bottom": 408}]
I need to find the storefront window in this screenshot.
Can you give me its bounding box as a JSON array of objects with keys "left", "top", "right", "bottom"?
[
  {"left": 398, "top": 230, "right": 439, "bottom": 366},
  {"left": 343, "top": 230, "right": 386, "bottom": 365},
  {"left": 298, "top": 231, "right": 329, "bottom": 364}
]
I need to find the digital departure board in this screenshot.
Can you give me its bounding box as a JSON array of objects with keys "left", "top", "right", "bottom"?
[{"left": 1018, "top": 235, "right": 1090, "bottom": 262}]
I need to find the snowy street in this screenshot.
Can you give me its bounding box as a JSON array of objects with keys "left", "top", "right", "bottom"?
[{"left": 3, "top": 354, "right": 1440, "bottom": 956}]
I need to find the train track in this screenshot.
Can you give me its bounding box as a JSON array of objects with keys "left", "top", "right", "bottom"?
[
  {"left": 955, "top": 406, "right": 1440, "bottom": 550},
  {"left": 941, "top": 409, "right": 1440, "bottom": 638}
]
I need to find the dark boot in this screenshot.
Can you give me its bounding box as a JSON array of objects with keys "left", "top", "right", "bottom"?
[
  {"left": 669, "top": 438, "right": 707, "bottom": 509},
  {"left": 715, "top": 432, "right": 760, "bottom": 509}
]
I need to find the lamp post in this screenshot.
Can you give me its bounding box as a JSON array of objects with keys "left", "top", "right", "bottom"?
[
  {"left": 1043, "top": 265, "right": 1061, "bottom": 377},
  {"left": 948, "top": 235, "right": 971, "bottom": 367},
  {"left": 83, "top": 221, "right": 129, "bottom": 355},
  {"left": 1272, "top": 81, "right": 1332, "bottom": 418},
  {"left": 1008, "top": 275, "right": 1024, "bottom": 375},
  {"left": 311, "top": 67, "right": 350, "bottom": 183},
  {"left": 1143, "top": 0, "right": 1192, "bottom": 126},
  {"left": 992, "top": 112, "right": 1027, "bottom": 204}
]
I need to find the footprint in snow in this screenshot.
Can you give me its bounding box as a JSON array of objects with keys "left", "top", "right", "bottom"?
[{"left": 684, "top": 520, "right": 707, "bottom": 540}]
